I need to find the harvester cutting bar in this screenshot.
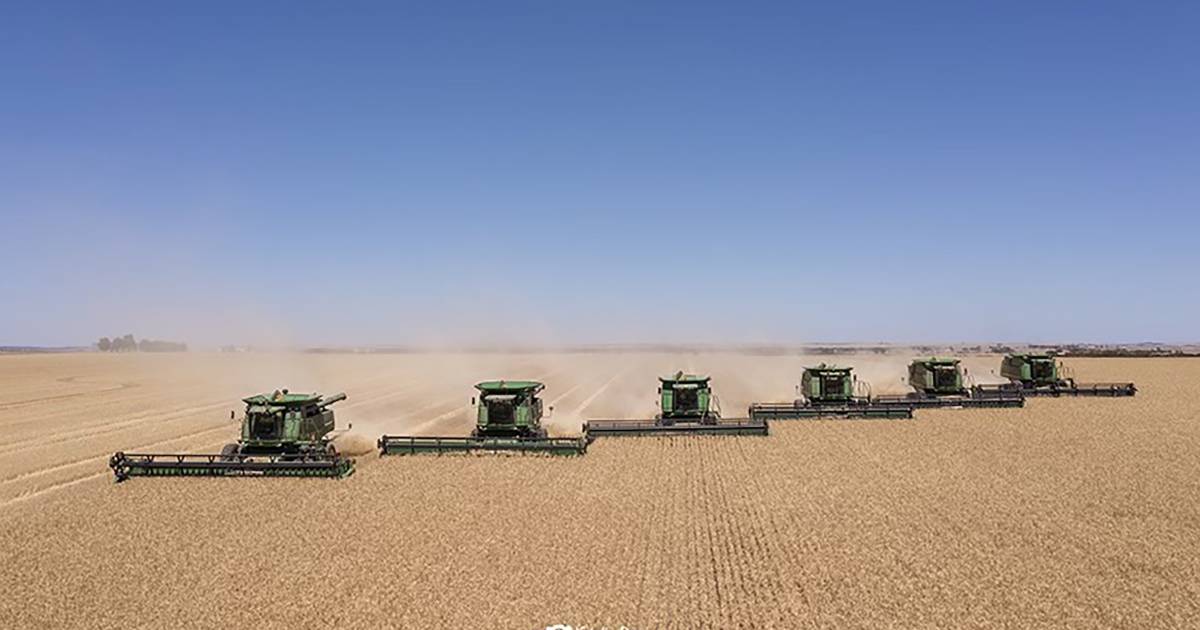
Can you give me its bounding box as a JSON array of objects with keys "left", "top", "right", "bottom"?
[
  {"left": 749, "top": 402, "right": 913, "bottom": 420},
  {"left": 108, "top": 451, "right": 354, "bottom": 482},
  {"left": 872, "top": 393, "right": 1025, "bottom": 409},
  {"left": 1021, "top": 383, "right": 1136, "bottom": 397},
  {"left": 974, "top": 383, "right": 1136, "bottom": 398},
  {"left": 377, "top": 435, "right": 588, "bottom": 456},
  {"left": 584, "top": 418, "right": 769, "bottom": 438}
]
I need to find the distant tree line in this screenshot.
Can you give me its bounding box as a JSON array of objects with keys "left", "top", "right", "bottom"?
[
  {"left": 1053, "top": 345, "right": 1198, "bottom": 358},
  {"left": 96, "top": 334, "right": 187, "bottom": 353}
]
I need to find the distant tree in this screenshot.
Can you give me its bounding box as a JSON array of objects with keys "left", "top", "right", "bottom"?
[
  {"left": 138, "top": 339, "right": 188, "bottom": 352},
  {"left": 96, "top": 334, "right": 186, "bottom": 352}
]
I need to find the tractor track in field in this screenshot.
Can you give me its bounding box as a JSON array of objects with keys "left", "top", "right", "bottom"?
[
  {"left": 567, "top": 365, "right": 633, "bottom": 418},
  {"left": 0, "top": 470, "right": 111, "bottom": 508},
  {"left": 0, "top": 432, "right": 244, "bottom": 509},
  {"left": 0, "top": 423, "right": 234, "bottom": 487},
  {"left": 0, "top": 426, "right": 240, "bottom": 508},
  {"left": 0, "top": 381, "right": 223, "bottom": 431},
  {"left": 0, "top": 400, "right": 233, "bottom": 456},
  {"left": 0, "top": 376, "right": 139, "bottom": 410}
]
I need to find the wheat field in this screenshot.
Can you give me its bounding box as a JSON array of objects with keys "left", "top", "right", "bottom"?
[{"left": 1, "top": 352, "right": 1198, "bottom": 629}]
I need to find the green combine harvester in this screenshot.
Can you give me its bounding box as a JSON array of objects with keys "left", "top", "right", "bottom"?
[
  {"left": 749, "top": 364, "right": 914, "bottom": 420},
  {"left": 585, "top": 372, "right": 768, "bottom": 437},
  {"left": 378, "top": 380, "right": 588, "bottom": 455},
  {"left": 109, "top": 390, "right": 354, "bottom": 481},
  {"left": 872, "top": 357, "right": 1025, "bottom": 409},
  {"left": 974, "top": 353, "right": 1136, "bottom": 397}
]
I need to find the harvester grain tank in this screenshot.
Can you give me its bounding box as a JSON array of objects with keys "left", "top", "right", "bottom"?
[
  {"left": 749, "top": 364, "right": 914, "bottom": 420},
  {"left": 109, "top": 390, "right": 355, "bottom": 481},
  {"left": 985, "top": 353, "right": 1136, "bottom": 397},
  {"left": 872, "top": 357, "right": 1025, "bottom": 409},
  {"left": 585, "top": 372, "right": 769, "bottom": 437},
  {"left": 378, "top": 380, "right": 588, "bottom": 455}
]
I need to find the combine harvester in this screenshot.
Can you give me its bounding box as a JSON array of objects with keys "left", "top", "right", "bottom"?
[
  {"left": 749, "top": 364, "right": 914, "bottom": 420},
  {"left": 872, "top": 357, "right": 1025, "bottom": 409},
  {"left": 378, "top": 380, "right": 588, "bottom": 455},
  {"left": 109, "top": 390, "right": 355, "bottom": 481},
  {"left": 976, "top": 353, "right": 1136, "bottom": 397},
  {"left": 585, "top": 372, "right": 768, "bottom": 437}
]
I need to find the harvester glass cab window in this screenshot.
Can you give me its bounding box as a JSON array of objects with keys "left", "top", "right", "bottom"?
[
  {"left": 933, "top": 366, "right": 957, "bottom": 389},
  {"left": 675, "top": 386, "right": 698, "bottom": 411},
  {"left": 249, "top": 411, "right": 282, "bottom": 439},
  {"left": 1032, "top": 360, "right": 1054, "bottom": 380},
  {"left": 486, "top": 395, "right": 516, "bottom": 425},
  {"left": 821, "top": 374, "right": 844, "bottom": 395}
]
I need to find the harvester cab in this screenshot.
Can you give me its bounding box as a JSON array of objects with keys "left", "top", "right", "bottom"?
[
  {"left": 800, "top": 364, "right": 862, "bottom": 405},
  {"left": 749, "top": 364, "right": 913, "bottom": 420},
  {"left": 1001, "top": 354, "right": 1063, "bottom": 388},
  {"left": 996, "top": 353, "right": 1136, "bottom": 397},
  {"left": 658, "top": 372, "right": 719, "bottom": 424},
  {"left": 237, "top": 389, "right": 346, "bottom": 454},
  {"left": 378, "top": 380, "right": 587, "bottom": 456},
  {"left": 584, "top": 372, "right": 767, "bottom": 437},
  {"left": 472, "top": 380, "right": 549, "bottom": 439},
  {"left": 907, "top": 358, "right": 968, "bottom": 396},
  {"left": 109, "top": 390, "right": 354, "bottom": 481}
]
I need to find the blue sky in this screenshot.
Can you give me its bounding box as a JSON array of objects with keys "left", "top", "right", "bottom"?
[{"left": 2, "top": 2, "right": 1197, "bottom": 346}]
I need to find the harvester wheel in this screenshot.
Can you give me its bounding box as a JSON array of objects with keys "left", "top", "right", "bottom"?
[{"left": 219, "top": 443, "right": 239, "bottom": 461}]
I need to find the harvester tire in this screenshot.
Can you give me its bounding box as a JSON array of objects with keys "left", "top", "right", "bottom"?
[{"left": 220, "top": 443, "right": 239, "bottom": 461}]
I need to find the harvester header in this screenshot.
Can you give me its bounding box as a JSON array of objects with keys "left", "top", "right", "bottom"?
[
  {"left": 870, "top": 358, "right": 1024, "bottom": 409},
  {"left": 585, "top": 372, "right": 768, "bottom": 437},
  {"left": 750, "top": 364, "right": 913, "bottom": 420},
  {"left": 379, "top": 380, "right": 588, "bottom": 456},
  {"left": 986, "top": 353, "right": 1136, "bottom": 396}
]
